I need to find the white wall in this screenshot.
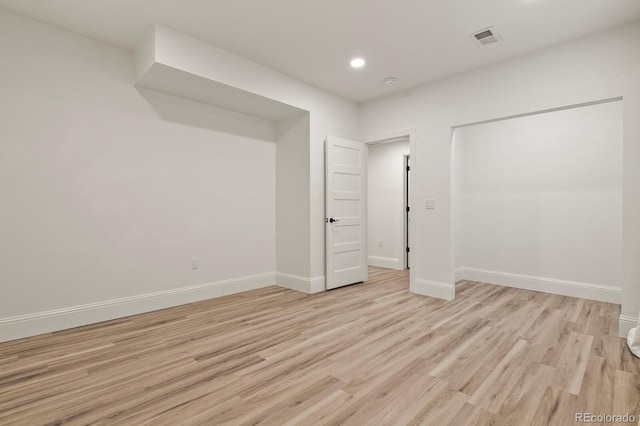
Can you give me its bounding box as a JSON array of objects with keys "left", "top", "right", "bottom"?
[
  {"left": 360, "top": 22, "right": 640, "bottom": 330},
  {"left": 452, "top": 131, "right": 465, "bottom": 278},
  {"left": 0, "top": 10, "right": 361, "bottom": 341},
  {"left": 453, "top": 101, "right": 623, "bottom": 301},
  {"left": 276, "top": 113, "right": 314, "bottom": 291},
  {"left": 367, "top": 140, "right": 410, "bottom": 270},
  {"left": 0, "top": 11, "right": 278, "bottom": 341},
  {"left": 149, "top": 25, "right": 360, "bottom": 285}
]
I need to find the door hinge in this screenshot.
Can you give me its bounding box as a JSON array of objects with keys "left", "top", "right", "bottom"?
[
  {"left": 406, "top": 247, "right": 410, "bottom": 253},
  {"left": 406, "top": 166, "right": 410, "bottom": 171},
  {"left": 406, "top": 206, "right": 410, "bottom": 212}
]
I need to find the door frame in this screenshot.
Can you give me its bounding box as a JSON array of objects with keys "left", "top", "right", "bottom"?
[
  {"left": 364, "top": 128, "right": 416, "bottom": 286},
  {"left": 404, "top": 154, "right": 410, "bottom": 270}
]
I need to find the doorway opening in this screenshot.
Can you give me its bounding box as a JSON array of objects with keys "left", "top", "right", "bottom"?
[
  {"left": 451, "top": 99, "right": 622, "bottom": 303},
  {"left": 366, "top": 133, "right": 413, "bottom": 274}
]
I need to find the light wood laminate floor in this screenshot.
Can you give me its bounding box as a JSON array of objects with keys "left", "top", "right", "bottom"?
[{"left": 1, "top": 267, "right": 638, "bottom": 425}]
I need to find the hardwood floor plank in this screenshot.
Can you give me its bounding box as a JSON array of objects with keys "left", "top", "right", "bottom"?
[
  {"left": 71, "top": 374, "right": 244, "bottom": 425},
  {"left": 613, "top": 369, "right": 640, "bottom": 419},
  {"left": 362, "top": 377, "right": 450, "bottom": 425},
  {"left": 280, "top": 389, "right": 354, "bottom": 426},
  {"left": 529, "top": 387, "right": 578, "bottom": 426},
  {"left": 467, "top": 338, "right": 533, "bottom": 412},
  {"left": 522, "top": 307, "right": 567, "bottom": 348},
  {"left": 428, "top": 326, "right": 495, "bottom": 377},
  {"left": 337, "top": 357, "right": 439, "bottom": 426},
  {"left": 447, "top": 402, "right": 498, "bottom": 426},
  {"left": 447, "top": 330, "right": 522, "bottom": 396},
  {"left": 575, "top": 355, "right": 615, "bottom": 416},
  {"left": 494, "top": 363, "right": 556, "bottom": 425},
  {"left": 405, "top": 387, "right": 469, "bottom": 426},
  {"left": 321, "top": 357, "right": 435, "bottom": 425},
  {"left": 552, "top": 331, "right": 594, "bottom": 395}
]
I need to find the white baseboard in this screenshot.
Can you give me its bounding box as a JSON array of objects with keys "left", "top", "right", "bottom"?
[
  {"left": 309, "top": 276, "right": 326, "bottom": 294},
  {"left": 368, "top": 256, "right": 402, "bottom": 270},
  {"left": 454, "top": 268, "right": 466, "bottom": 283},
  {"left": 0, "top": 272, "right": 275, "bottom": 343},
  {"left": 619, "top": 315, "right": 637, "bottom": 338},
  {"left": 412, "top": 278, "right": 455, "bottom": 301},
  {"left": 276, "top": 272, "right": 325, "bottom": 294},
  {"left": 461, "top": 267, "right": 621, "bottom": 304}
]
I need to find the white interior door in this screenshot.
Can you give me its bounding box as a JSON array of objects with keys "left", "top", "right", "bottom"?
[{"left": 326, "top": 136, "right": 367, "bottom": 290}]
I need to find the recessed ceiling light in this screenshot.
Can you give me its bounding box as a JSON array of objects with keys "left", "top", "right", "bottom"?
[
  {"left": 350, "top": 58, "right": 366, "bottom": 68},
  {"left": 383, "top": 77, "right": 398, "bottom": 85}
]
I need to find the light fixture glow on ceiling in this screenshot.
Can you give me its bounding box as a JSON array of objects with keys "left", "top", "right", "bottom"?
[{"left": 350, "top": 58, "right": 366, "bottom": 68}]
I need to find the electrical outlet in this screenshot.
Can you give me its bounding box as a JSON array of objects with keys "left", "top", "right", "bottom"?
[
  {"left": 425, "top": 199, "right": 436, "bottom": 210},
  {"left": 192, "top": 258, "right": 200, "bottom": 270}
]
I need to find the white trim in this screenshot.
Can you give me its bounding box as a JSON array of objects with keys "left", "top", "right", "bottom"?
[
  {"left": 619, "top": 315, "right": 637, "bottom": 338},
  {"left": 309, "top": 276, "right": 326, "bottom": 294},
  {"left": 454, "top": 268, "right": 466, "bottom": 283},
  {"left": 403, "top": 154, "right": 410, "bottom": 271},
  {"left": 0, "top": 272, "right": 275, "bottom": 343},
  {"left": 368, "top": 256, "right": 402, "bottom": 270},
  {"left": 412, "top": 278, "right": 455, "bottom": 301},
  {"left": 276, "top": 272, "right": 326, "bottom": 294},
  {"left": 364, "top": 128, "right": 416, "bottom": 145},
  {"left": 452, "top": 96, "right": 623, "bottom": 129},
  {"left": 460, "top": 267, "right": 621, "bottom": 304}
]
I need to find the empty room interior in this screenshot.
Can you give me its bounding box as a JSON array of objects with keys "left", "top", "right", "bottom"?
[{"left": 1, "top": 1, "right": 640, "bottom": 424}]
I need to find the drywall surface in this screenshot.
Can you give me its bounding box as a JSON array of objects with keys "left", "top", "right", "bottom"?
[
  {"left": 0, "top": 11, "right": 278, "bottom": 340},
  {"left": 452, "top": 130, "right": 465, "bottom": 279},
  {"left": 276, "top": 113, "right": 311, "bottom": 281},
  {"left": 148, "top": 24, "right": 360, "bottom": 284},
  {"left": 360, "top": 21, "right": 639, "bottom": 324},
  {"left": 454, "top": 102, "right": 622, "bottom": 293},
  {"left": 367, "top": 140, "right": 410, "bottom": 270}
]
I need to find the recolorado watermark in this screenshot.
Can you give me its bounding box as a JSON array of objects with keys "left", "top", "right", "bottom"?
[{"left": 575, "top": 412, "right": 636, "bottom": 423}]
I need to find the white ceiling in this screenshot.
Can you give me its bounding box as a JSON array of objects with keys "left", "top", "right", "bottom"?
[{"left": 1, "top": 0, "right": 639, "bottom": 103}]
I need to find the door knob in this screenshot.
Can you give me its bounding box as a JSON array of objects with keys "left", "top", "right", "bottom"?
[{"left": 328, "top": 218, "right": 340, "bottom": 223}]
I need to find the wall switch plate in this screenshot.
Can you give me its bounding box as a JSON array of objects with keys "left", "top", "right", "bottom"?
[
  {"left": 192, "top": 258, "right": 200, "bottom": 269},
  {"left": 425, "top": 199, "right": 436, "bottom": 209}
]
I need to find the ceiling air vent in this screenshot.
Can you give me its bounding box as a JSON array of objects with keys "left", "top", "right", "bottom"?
[{"left": 470, "top": 27, "right": 501, "bottom": 46}]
